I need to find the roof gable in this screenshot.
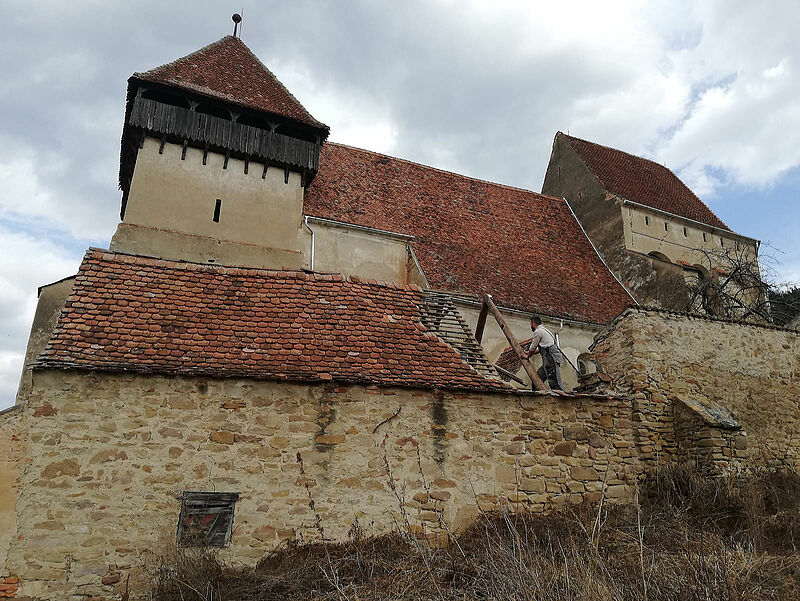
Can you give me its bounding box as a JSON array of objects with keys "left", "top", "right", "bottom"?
[
  {"left": 38, "top": 250, "right": 506, "bottom": 392},
  {"left": 135, "top": 36, "right": 327, "bottom": 130},
  {"left": 304, "top": 143, "right": 633, "bottom": 324},
  {"left": 561, "top": 133, "right": 729, "bottom": 230}
]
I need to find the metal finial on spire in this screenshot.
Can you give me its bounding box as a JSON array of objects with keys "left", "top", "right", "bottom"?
[{"left": 232, "top": 13, "right": 242, "bottom": 37}]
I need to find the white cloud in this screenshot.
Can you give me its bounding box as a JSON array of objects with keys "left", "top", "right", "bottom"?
[{"left": 0, "top": 226, "right": 82, "bottom": 409}]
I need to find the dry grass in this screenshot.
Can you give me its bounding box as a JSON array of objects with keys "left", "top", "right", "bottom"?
[{"left": 150, "top": 467, "right": 800, "bottom": 600}]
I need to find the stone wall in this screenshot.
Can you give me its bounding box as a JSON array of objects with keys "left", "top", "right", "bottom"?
[
  {"left": 593, "top": 307, "right": 800, "bottom": 471},
  {"left": 0, "top": 407, "right": 24, "bottom": 599},
  {"left": 5, "top": 369, "right": 639, "bottom": 599}
]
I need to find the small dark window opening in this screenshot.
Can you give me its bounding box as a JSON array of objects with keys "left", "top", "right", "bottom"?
[
  {"left": 703, "top": 232, "right": 707, "bottom": 242},
  {"left": 177, "top": 492, "right": 239, "bottom": 547},
  {"left": 213, "top": 199, "right": 222, "bottom": 223},
  {"left": 720, "top": 238, "right": 724, "bottom": 247},
  {"left": 664, "top": 222, "right": 669, "bottom": 231},
  {"left": 683, "top": 227, "right": 688, "bottom": 237},
  {"left": 645, "top": 216, "right": 649, "bottom": 226}
]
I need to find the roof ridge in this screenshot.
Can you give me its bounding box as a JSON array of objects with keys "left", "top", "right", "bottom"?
[
  {"left": 229, "top": 38, "right": 325, "bottom": 131},
  {"left": 325, "top": 142, "right": 566, "bottom": 203},
  {"left": 558, "top": 132, "right": 730, "bottom": 230},
  {"left": 135, "top": 36, "right": 234, "bottom": 78},
  {"left": 84, "top": 248, "right": 423, "bottom": 291}
]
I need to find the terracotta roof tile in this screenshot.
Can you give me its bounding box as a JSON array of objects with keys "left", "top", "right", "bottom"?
[
  {"left": 135, "top": 36, "right": 327, "bottom": 130},
  {"left": 304, "top": 143, "right": 633, "bottom": 324},
  {"left": 495, "top": 339, "right": 534, "bottom": 375},
  {"left": 37, "top": 250, "right": 508, "bottom": 392},
  {"left": 561, "top": 133, "right": 729, "bottom": 230}
]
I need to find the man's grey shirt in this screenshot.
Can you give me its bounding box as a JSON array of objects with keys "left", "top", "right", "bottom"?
[{"left": 530, "top": 325, "right": 555, "bottom": 349}]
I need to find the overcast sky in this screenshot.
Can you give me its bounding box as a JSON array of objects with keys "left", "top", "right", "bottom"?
[{"left": 1, "top": 0, "right": 799, "bottom": 409}]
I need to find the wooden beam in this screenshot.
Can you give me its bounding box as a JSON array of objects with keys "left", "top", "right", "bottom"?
[
  {"left": 475, "top": 300, "right": 489, "bottom": 343},
  {"left": 494, "top": 365, "right": 525, "bottom": 385},
  {"left": 482, "top": 294, "right": 547, "bottom": 392}
]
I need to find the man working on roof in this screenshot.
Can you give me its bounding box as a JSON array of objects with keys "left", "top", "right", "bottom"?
[{"left": 525, "top": 315, "right": 564, "bottom": 391}]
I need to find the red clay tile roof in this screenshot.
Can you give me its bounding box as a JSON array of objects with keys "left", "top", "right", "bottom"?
[
  {"left": 495, "top": 338, "right": 534, "bottom": 375},
  {"left": 135, "top": 36, "right": 327, "bottom": 130},
  {"left": 304, "top": 143, "right": 633, "bottom": 324},
  {"left": 37, "top": 250, "right": 508, "bottom": 392},
  {"left": 560, "top": 133, "right": 729, "bottom": 230}
]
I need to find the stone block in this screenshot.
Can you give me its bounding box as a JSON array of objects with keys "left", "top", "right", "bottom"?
[
  {"left": 210, "top": 430, "right": 234, "bottom": 445},
  {"left": 505, "top": 441, "right": 525, "bottom": 455},
  {"left": 518, "top": 478, "right": 545, "bottom": 493},
  {"left": 570, "top": 466, "right": 599, "bottom": 481},
  {"left": 553, "top": 441, "right": 576, "bottom": 456}
]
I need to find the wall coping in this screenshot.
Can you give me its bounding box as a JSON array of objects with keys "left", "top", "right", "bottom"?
[
  {"left": 591, "top": 305, "right": 800, "bottom": 351},
  {"left": 29, "top": 366, "right": 626, "bottom": 402}
]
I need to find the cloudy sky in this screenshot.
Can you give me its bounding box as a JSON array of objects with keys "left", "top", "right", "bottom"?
[{"left": 1, "top": 0, "right": 799, "bottom": 408}]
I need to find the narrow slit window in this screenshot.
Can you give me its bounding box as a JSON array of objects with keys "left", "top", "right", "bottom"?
[
  {"left": 213, "top": 199, "right": 222, "bottom": 223},
  {"left": 664, "top": 222, "right": 669, "bottom": 231},
  {"left": 720, "top": 238, "right": 724, "bottom": 247},
  {"left": 683, "top": 227, "right": 688, "bottom": 237},
  {"left": 177, "top": 492, "right": 239, "bottom": 547},
  {"left": 645, "top": 215, "right": 649, "bottom": 226},
  {"left": 703, "top": 232, "right": 707, "bottom": 242}
]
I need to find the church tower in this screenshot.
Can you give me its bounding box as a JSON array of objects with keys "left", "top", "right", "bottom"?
[{"left": 112, "top": 31, "right": 329, "bottom": 268}]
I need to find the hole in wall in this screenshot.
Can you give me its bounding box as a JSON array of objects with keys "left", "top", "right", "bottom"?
[{"left": 213, "top": 199, "right": 222, "bottom": 223}]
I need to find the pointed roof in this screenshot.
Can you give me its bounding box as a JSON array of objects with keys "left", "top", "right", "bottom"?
[
  {"left": 134, "top": 36, "right": 327, "bottom": 131},
  {"left": 559, "top": 133, "right": 729, "bottom": 231}
]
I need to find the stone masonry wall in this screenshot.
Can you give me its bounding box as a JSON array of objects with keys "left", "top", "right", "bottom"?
[
  {"left": 0, "top": 407, "right": 24, "bottom": 599},
  {"left": 593, "top": 308, "right": 800, "bottom": 471},
  {"left": 6, "top": 369, "right": 639, "bottom": 600}
]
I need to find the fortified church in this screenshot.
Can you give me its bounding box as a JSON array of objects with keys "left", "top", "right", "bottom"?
[{"left": 0, "top": 30, "right": 798, "bottom": 601}]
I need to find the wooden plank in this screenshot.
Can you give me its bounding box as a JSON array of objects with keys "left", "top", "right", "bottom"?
[
  {"left": 494, "top": 365, "right": 526, "bottom": 385},
  {"left": 482, "top": 294, "right": 547, "bottom": 391}
]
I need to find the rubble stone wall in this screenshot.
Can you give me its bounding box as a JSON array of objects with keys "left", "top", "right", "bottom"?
[
  {"left": 0, "top": 407, "right": 24, "bottom": 599},
  {"left": 593, "top": 308, "right": 800, "bottom": 470},
  {"left": 6, "top": 369, "right": 639, "bottom": 600}
]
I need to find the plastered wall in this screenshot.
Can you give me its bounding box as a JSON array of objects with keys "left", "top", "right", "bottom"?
[
  {"left": 15, "top": 278, "right": 75, "bottom": 404},
  {"left": 5, "top": 370, "right": 638, "bottom": 599},
  {"left": 311, "top": 221, "right": 411, "bottom": 284},
  {"left": 622, "top": 204, "right": 758, "bottom": 269},
  {"left": 115, "top": 138, "right": 310, "bottom": 267}
]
